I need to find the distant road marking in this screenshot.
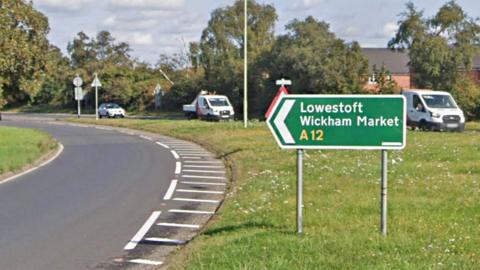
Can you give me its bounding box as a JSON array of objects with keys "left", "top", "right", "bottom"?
[
  {"left": 1, "top": 143, "right": 64, "bottom": 185},
  {"left": 95, "top": 126, "right": 112, "bottom": 131},
  {"left": 156, "top": 142, "right": 170, "bottom": 149},
  {"left": 184, "top": 165, "right": 223, "bottom": 168},
  {"left": 163, "top": 180, "right": 178, "bottom": 200},
  {"left": 177, "top": 189, "right": 224, "bottom": 194},
  {"left": 139, "top": 135, "right": 153, "bottom": 141},
  {"left": 182, "top": 169, "right": 225, "bottom": 174},
  {"left": 124, "top": 211, "right": 161, "bottom": 250},
  {"left": 129, "top": 259, "right": 163, "bottom": 266},
  {"left": 157, "top": 222, "right": 200, "bottom": 229},
  {"left": 173, "top": 148, "right": 203, "bottom": 151},
  {"left": 171, "top": 150, "right": 179, "bottom": 159},
  {"left": 181, "top": 181, "right": 226, "bottom": 186},
  {"left": 177, "top": 153, "right": 211, "bottom": 157},
  {"left": 169, "top": 209, "right": 214, "bottom": 214},
  {"left": 173, "top": 198, "right": 220, "bottom": 203},
  {"left": 181, "top": 156, "right": 202, "bottom": 159},
  {"left": 184, "top": 160, "right": 222, "bottom": 164},
  {"left": 182, "top": 175, "right": 227, "bottom": 180},
  {"left": 144, "top": 237, "right": 186, "bottom": 245},
  {"left": 175, "top": 162, "right": 182, "bottom": 174}
]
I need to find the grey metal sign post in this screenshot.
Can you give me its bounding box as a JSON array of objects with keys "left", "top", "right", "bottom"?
[
  {"left": 381, "top": 150, "right": 388, "bottom": 235},
  {"left": 91, "top": 73, "right": 102, "bottom": 120},
  {"left": 73, "top": 75, "right": 83, "bottom": 118},
  {"left": 297, "top": 149, "right": 303, "bottom": 234}
]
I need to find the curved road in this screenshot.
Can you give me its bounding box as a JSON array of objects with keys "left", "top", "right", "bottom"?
[{"left": 0, "top": 120, "right": 176, "bottom": 269}]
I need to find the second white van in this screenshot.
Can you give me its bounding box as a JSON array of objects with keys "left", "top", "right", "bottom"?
[{"left": 401, "top": 89, "right": 465, "bottom": 132}]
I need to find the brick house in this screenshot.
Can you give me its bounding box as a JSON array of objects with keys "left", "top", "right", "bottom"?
[
  {"left": 362, "top": 48, "right": 480, "bottom": 91},
  {"left": 361, "top": 48, "right": 411, "bottom": 91}
]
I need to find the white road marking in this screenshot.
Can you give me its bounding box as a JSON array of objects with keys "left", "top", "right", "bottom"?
[
  {"left": 183, "top": 165, "right": 223, "bottom": 168},
  {"left": 95, "top": 126, "right": 112, "bottom": 131},
  {"left": 163, "top": 180, "right": 178, "bottom": 200},
  {"left": 181, "top": 181, "right": 226, "bottom": 186},
  {"left": 182, "top": 175, "right": 227, "bottom": 180},
  {"left": 170, "top": 150, "right": 179, "bottom": 159},
  {"left": 169, "top": 209, "right": 214, "bottom": 214},
  {"left": 175, "top": 162, "right": 182, "bottom": 174},
  {"left": 177, "top": 189, "right": 224, "bottom": 194},
  {"left": 124, "top": 211, "right": 161, "bottom": 250},
  {"left": 184, "top": 160, "right": 222, "bottom": 164},
  {"left": 180, "top": 156, "right": 202, "bottom": 159},
  {"left": 139, "top": 135, "right": 153, "bottom": 141},
  {"left": 155, "top": 142, "right": 170, "bottom": 149},
  {"left": 173, "top": 198, "right": 220, "bottom": 203},
  {"left": 157, "top": 222, "right": 200, "bottom": 229},
  {"left": 177, "top": 153, "right": 211, "bottom": 157},
  {"left": 182, "top": 169, "right": 225, "bottom": 174},
  {"left": 144, "top": 237, "right": 186, "bottom": 245},
  {"left": 1, "top": 143, "right": 64, "bottom": 185},
  {"left": 129, "top": 259, "right": 163, "bottom": 266},
  {"left": 173, "top": 148, "right": 203, "bottom": 150}
]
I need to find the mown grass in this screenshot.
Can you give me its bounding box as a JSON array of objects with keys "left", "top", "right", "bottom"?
[
  {"left": 69, "top": 118, "right": 480, "bottom": 269},
  {"left": 0, "top": 126, "right": 57, "bottom": 175}
]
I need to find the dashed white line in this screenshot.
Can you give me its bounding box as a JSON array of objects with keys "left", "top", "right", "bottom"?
[
  {"left": 170, "top": 150, "right": 180, "bottom": 159},
  {"left": 180, "top": 156, "right": 202, "bottom": 159},
  {"left": 169, "top": 209, "right": 215, "bottom": 214},
  {"left": 176, "top": 189, "right": 224, "bottom": 194},
  {"left": 182, "top": 169, "right": 225, "bottom": 174},
  {"left": 124, "top": 211, "right": 161, "bottom": 250},
  {"left": 182, "top": 175, "right": 227, "bottom": 180},
  {"left": 139, "top": 135, "right": 153, "bottom": 141},
  {"left": 157, "top": 222, "right": 200, "bottom": 229},
  {"left": 175, "top": 162, "right": 182, "bottom": 174},
  {"left": 155, "top": 142, "right": 170, "bottom": 149},
  {"left": 181, "top": 181, "right": 226, "bottom": 186},
  {"left": 173, "top": 197, "right": 220, "bottom": 203},
  {"left": 163, "top": 180, "right": 178, "bottom": 200},
  {"left": 144, "top": 237, "right": 186, "bottom": 245},
  {"left": 129, "top": 259, "right": 163, "bottom": 266}
]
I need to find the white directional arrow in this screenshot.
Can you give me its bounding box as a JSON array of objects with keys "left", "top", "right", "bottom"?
[{"left": 274, "top": 99, "right": 295, "bottom": 144}]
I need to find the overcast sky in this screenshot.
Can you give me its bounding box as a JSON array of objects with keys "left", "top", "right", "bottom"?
[{"left": 32, "top": 0, "right": 480, "bottom": 65}]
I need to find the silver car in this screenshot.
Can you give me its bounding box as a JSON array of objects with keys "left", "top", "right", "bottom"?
[{"left": 98, "top": 103, "right": 126, "bottom": 118}]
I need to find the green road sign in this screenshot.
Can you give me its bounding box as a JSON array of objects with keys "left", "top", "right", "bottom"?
[{"left": 267, "top": 95, "right": 406, "bottom": 150}]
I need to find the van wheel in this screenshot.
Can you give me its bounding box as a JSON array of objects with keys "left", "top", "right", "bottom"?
[{"left": 419, "top": 120, "right": 429, "bottom": 131}]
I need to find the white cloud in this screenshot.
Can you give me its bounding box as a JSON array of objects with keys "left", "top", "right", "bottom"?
[
  {"left": 116, "top": 32, "right": 154, "bottom": 45},
  {"left": 382, "top": 21, "right": 398, "bottom": 38},
  {"left": 33, "top": 0, "right": 94, "bottom": 12},
  {"left": 107, "top": 0, "right": 185, "bottom": 10}
]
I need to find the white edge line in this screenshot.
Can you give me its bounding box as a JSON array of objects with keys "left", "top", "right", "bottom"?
[
  {"left": 171, "top": 150, "right": 179, "bottom": 159},
  {"left": 182, "top": 175, "right": 227, "bottom": 180},
  {"left": 129, "top": 259, "right": 163, "bottom": 266},
  {"left": 176, "top": 189, "right": 224, "bottom": 194},
  {"left": 156, "top": 142, "right": 170, "bottom": 149},
  {"left": 181, "top": 181, "right": 226, "bottom": 186},
  {"left": 163, "top": 180, "right": 178, "bottom": 200},
  {"left": 124, "top": 211, "right": 161, "bottom": 250},
  {"left": 182, "top": 169, "right": 225, "bottom": 174},
  {"left": 144, "top": 237, "right": 186, "bottom": 244},
  {"left": 175, "top": 162, "right": 182, "bottom": 174},
  {"left": 1, "top": 143, "right": 64, "bottom": 185}
]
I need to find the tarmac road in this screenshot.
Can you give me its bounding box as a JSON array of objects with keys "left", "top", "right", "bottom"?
[{"left": 0, "top": 119, "right": 176, "bottom": 269}]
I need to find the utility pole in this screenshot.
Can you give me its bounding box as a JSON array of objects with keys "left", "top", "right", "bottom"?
[{"left": 243, "top": 0, "right": 248, "bottom": 128}]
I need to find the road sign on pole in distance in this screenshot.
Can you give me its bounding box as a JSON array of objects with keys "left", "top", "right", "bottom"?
[
  {"left": 267, "top": 95, "right": 406, "bottom": 150},
  {"left": 73, "top": 75, "right": 83, "bottom": 87},
  {"left": 74, "top": 87, "right": 84, "bottom": 101}
]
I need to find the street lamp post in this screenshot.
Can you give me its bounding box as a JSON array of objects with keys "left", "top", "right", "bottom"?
[{"left": 243, "top": 0, "right": 248, "bottom": 128}]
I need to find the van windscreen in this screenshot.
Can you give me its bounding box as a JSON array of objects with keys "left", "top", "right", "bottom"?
[
  {"left": 208, "top": 98, "right": 229, "bottom": 107},
  {"left": 421, "top": 94, "right": 457, "bottom": 109}
]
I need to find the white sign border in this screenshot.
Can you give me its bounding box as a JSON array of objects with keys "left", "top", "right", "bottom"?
[{"left": 266, "top": 94, "right": 407, "bottom": 150}]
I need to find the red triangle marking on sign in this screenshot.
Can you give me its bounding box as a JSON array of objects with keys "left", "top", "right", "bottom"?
[{"left": 265, "top": 85, "right": 289, "bottom": 119}]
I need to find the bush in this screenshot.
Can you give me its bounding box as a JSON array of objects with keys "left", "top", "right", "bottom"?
[{"left": 450, "top": 77, "right": 480, "bottom": 119}]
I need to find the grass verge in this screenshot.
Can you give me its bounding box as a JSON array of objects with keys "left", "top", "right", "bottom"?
[
  {"left": 0, "top": 126, "right": 57, "bottom": 176},
  {"left": 68, "top": 118, "right": 479, "bottom": 269}
]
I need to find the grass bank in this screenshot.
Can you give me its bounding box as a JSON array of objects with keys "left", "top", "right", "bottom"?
[
  {"left": 69, "top": 118, "right": 479, "bottom": 269},
  {"left": 0, "top": 126, "right": 57, "bottom": 175}
]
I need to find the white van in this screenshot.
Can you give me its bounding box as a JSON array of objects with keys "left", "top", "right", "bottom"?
[
  {"left": 183, "top": 91, "right": 235, "bottom": 120},
  {"left": 401, "top": 89, "right": 465, "bottom": 132}
]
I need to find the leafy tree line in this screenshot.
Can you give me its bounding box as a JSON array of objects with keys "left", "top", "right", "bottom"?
[{"left": 1, "top": 0, "right": 479, "bottom": 118}]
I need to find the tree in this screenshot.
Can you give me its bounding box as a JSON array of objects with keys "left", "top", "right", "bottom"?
[
  {"left": 267, "top": 16, "right": 368, "bottom": 95},
  {"left": 388, "top": 1, "right": 480, "bottom": 117},
  {"left": 0, "top": 0, "right": 51, "bottom": 108}
]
